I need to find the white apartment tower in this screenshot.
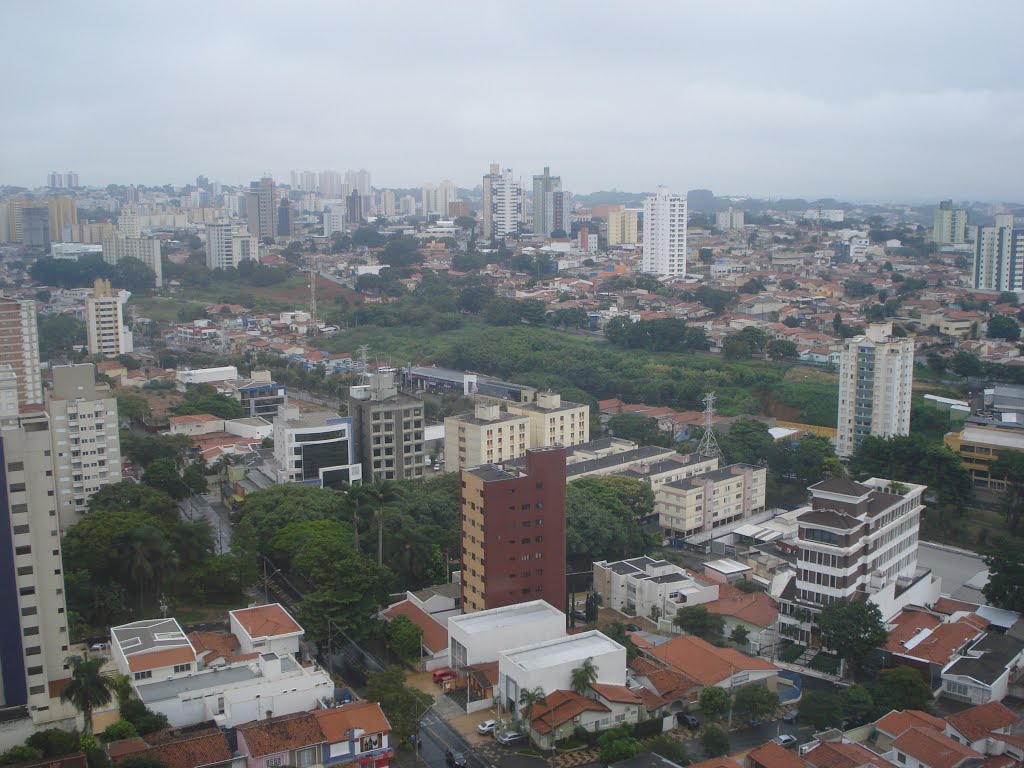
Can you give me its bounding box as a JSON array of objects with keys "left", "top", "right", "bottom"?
[
  {"left": 642, "top": 188, "right": 688, "bottom": 275},
  {"left": 835, "top": 322, "right": 915, "bottom": 458},
  {"left": 47, "top": 364, "right": 122, "bottom": 529},
  {"left": 716, "top": 207, "right": 745, "bottom": 230},
  {"left": 532, "top": 166, "right": 563, "bottom": 237},
  {"left": 379, "top": 188, "right": 396, "bottom": 217},
  {"left": 85, "top": 279, "right": 133, "bottom": 358},
  {"left": 246, "top": 177, "right": 276, "bottom": 241},
  {"left": 0, "top": 297, "right": 43, "bottom": 408},
  {"left": 932, "top": 200, "right": 968, "bottom": 245},
  {"left": 482, "top": 164, "right": 523, "bottom": 241},
  {"left": 323, "top": 207, "right": 345, "bottom": 239},
  {"left": 973, "top": 214, "right": 1024, "bottom": 291},
  {"left": 206, "top": 221, "right": 259, "bottom": 270},
  {"left": 102, "top": 213, "right": 163, "bottom": 288}
]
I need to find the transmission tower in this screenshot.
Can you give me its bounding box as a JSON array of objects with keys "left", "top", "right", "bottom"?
[
  {"left": 695, "top": 392, "right": 722, "bottom": 459},
  {"left": 357, "top": 345, "right": 372, "bottom": 384}
]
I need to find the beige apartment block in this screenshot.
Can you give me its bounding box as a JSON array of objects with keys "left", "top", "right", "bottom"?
[
  {"left": 444, "top": 403, "right": 529, "bottom": 470},
  {"left": 505, "top": 391, "right": 589, "bottom": 450}
]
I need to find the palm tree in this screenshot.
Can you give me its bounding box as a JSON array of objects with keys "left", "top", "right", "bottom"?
[
  {"left": 570, "top": 657, "right": 599, "bottom": 694},
  {"left": 125, "top": 524, "right": 178, "bottom": 614},
  {"left": 362, "top": 480, "right": 403, "bottom": 566},
  {"left": 61, "top": 657, "right": 114, "bottom": 734},
  {"left": 517, "top": 686, "right": 547, "bottom": 723}
]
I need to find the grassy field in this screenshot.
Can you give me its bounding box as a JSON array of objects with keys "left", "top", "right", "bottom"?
[{"left": 130, "top": 296, "right": 208, "bottom": 324}]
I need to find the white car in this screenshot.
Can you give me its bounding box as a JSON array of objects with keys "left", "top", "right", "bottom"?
[
  {"left": 496, "top": 730, "right": 526, "bottom": 745},
  {"left": 774, "top": 735, "right": 798, "bottom": 749},
  {"left": 477, "top": 719, "right": 497, "bottom": 735}
]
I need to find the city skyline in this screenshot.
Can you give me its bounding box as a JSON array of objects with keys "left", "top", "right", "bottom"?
[{"left": 2, "top": 2, "right": 1023, "bottom": 201}]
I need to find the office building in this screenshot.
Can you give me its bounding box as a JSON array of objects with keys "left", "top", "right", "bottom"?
[
  {"left": 973, "top": 215, "right": 1024, "bottom": 292},
  {"left": 277, "top": 198, "right": 292, "bottom": 237},
  {"left": 225, "top": 371, "right": 287, "bottom": 420},
  {"left": 460, "top": 448, "right": 567, "bottom": 613},
  {"left": 945, "top": 416, "right": 1024, "bottom": 492},
  {"left": 346, "top": 189, "right": 363, "bottom": 224},
  {"left": 47, "top": 364, "right": 122, "bottom": 528},
  {"left": 606, "top": 206, "right": 638, "bottom": 246},
  {"left": 656, "top": 463, "right": 767, "bottom": 541},
  {"left": 777, "top": 476, "right": 938, "bottom": 645},
  {"left": 246, "top": 176, "right": 276, "bottom": 241},
  {"left": 273, "top": 405, "right": 362, "bottom": 488},
  {"left": 835, "top": 322, "right": 915, "bottom": 458},
  {"left": 531, "top": 166, "right": 563, "bottom": 237},
  {"left": 102, "top": 232, "right": 163, "bottom": 287},
  {"left": 933, "top": 200, "right": 968, "bottom": 245},
  {"left": 348, "top": 372, "right": 426, "bottom": 481},
  {"left": 642, "top": 188, "right": 687, "bottom": 275},
  {"left": 444, "top": 403, "right": 530, "bottom": 470},
  {"left": 505, "top": 391, "right": 590, "bottom": 450},
  {"left": 323, "top": 206, "right": 345, "bottom": 239},
  {"left": 0, "top": 297, "right": 43, "bottom": 408},
  {"left": 205, "top": 221, "right": 259, "bottom": 270},
  {"left": 716, "top": 207, "right": 745, "bottom": 230},
  {"left": 345, "top": 169, "right": 372, "bottom": 197},
  {"left": 0, "top": 369, "right": 76, "bottom": 725},
  {"left": 22, "top": 206, "right": 50, "bottom": 249},
  {"left": 482, "top": 164, "right": 522, "bottom": 240},
  {"left": 85, "top": 278, "right": 133, "bottom": 357}
]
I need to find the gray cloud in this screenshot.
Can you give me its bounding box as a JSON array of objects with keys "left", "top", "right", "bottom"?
[{"left": 2, "top": 0, "right": 1022, "bottom": 200}]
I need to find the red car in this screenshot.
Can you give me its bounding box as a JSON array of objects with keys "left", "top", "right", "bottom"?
[{"left": 432, "top": 668, "right": 456, "bottom": 684}]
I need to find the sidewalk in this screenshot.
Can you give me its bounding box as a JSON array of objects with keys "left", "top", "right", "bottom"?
[{"left": 772, "top": 659, "right": 841, "bottom": 683}]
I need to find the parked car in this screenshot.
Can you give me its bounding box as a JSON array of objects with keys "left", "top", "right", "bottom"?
[
  {"left": 445, "top": 750, "right": 467, "bottom": 768},
  {"left": 676, "top": 713, "right": 700, "bottom": 729},
  {"left": 625, "top": 623, "right": 641, "bottom": 632},
  {"left": 782, "top": 709, "right": 799, "bottom": 723},
  {"left": 774, "top": 735, "right": 798, "bottom": 749},
  {"left": 571, "top": 609, "right": 588, "bottom": 622},
  {"left": 496, "top": 730, "right": 526, "bottom": 745},
  {"left": 433, "top": 668, "right": 456, "bottom": 684},
  {"left": 477, "top": 719, "right": 497, "bottom": 735}
]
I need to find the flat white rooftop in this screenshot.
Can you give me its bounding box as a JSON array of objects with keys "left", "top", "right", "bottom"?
[
  {"left": 449, "top": 600, "right": 564, "bottom": 635},
  {"left": 705, "top": 558, "right": 750, "bottom": 575},
  {"left": 501, "top": 631, "right": 622, "bottom": 671}
]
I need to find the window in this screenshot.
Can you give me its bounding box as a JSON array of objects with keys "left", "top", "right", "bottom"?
[
  {"left": 266, "top": 759, "right": 283, "bottom": 768},
  {"left": 134, "top": 670, "right": 153, "bottom": 681},
  {"left": 896, "top": 754, "right": 906, "bottom": 765},
  {"left": 173, "top": 663, "right": 191, "bottom": 673},
  {"left": 296, "top": 748, "right": 317, "bottom": 767}
]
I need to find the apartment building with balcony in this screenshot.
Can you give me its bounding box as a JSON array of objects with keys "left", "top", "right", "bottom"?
[{"left": 655, "top": 463, "right": 766, "bottom": 542}]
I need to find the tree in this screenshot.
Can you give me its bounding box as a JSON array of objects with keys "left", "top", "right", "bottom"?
[
  {"left": 719, "top": 418, "right": 776, "bottom": 466},
  {"left": 817, "top": 600, "right": 887, "bottom": 676},
  {"left": 117, "top": 395, "right": 152, "bottom": 425},
  {"left": 950, "top": 350, "right": 982, "bottom": 379},
  {"left": 26, "top": 729, "right": 80, "bottom": 758},
  {"left": 647, "top": 736, "right": 691, "bottom": 766},
  {"left": 850, "top": 435, "right": 973, "bottom": 509},
  {"left": 174, "top": 383, "right": 246, "bottom": 419},
  {"left": 386, "top": 615, "right": 423, "bottom": 661},
  {"left": 983, "top": 543, "right": 1024, "bottom": 611},
  {"left": 366, "top": 666, "right": 431, "bottom": 746},
  {"left": 698, "top": 685, "right": 732, "bottom": 721},
  {"left": 606, "top": 413, "right": 669, "bottom": 447},
  {"left": 798, "top": 691, "right": 843, "bottom": 730},
  {"left": 767, "top": 339, "right": 798, "bottom": 360},
  {"left": 868, "top": 666, "right": 933, "bottom": 714},
  {"left": 701, "top": 726, "right": 730, "bottom": 758},
  {"left": 234, "top": 484, "right": 344, "bottom": 546},
  {"left": 570, "top": 657, "right": 599, "bottom": 694},
  {"left": 732, "top": 683, "right": 779, "bottom": 723},
  {"left": 840, "top": 685, "right": 874, "bottom": 725},
  {"left": 987, "top": 315, "right": 1021, "bottom": 341},
  {"left": 566, "top": 479, "right": 654, "bottom": 569},
  {"left": 0, "top": 746, "right": 43, "bottom": 765},
  {"left": 730, "top": 625, "right": 750, "bottom": 647},
  {"left": 673, "top": 606, "right": 725, "bottom": 643},
  {"left": 597, "top": 725, "right": 641, "bottom": 764},
  {"left": 182, "top": 465, "right": 209, "bottom": 496},
  {"left": 38, "top": 314, "right": 87, "bottom": 359},
  {"left": 723, "top": 335, "right": 752, "bottom": 360},
  {"left": 99, "top": 720, "right": 139, "bottom": 743},
  {"left": 990, "top": 451, "right": 1024, "bottom": 533},
  {"left": 518, "top": 687, "right": 547, "bottom": 723},
  {"left": 142, "top": 458, "right": 187, "bottom": 499},
  {"left": 361, "top": 479, "right": 404, "bottom": 566},
  {"left": 61, "top": 658, "right": 115, "bottom": 734}
]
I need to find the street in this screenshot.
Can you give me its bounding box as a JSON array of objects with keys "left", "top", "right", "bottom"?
[{"left": 179, "top": 492, "right": 233, "bottom": 554}]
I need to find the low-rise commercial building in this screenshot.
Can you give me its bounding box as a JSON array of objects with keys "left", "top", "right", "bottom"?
[
  {"left": 272, "top": 405, "right": 361, "bottom": 488},
  {"left": 944, "top": 417, "right": 1024, "bottom": 492}
]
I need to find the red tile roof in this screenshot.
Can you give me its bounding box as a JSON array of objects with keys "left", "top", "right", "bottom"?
[
  {"left": 588, "top": 683, "right": 642, "bottom": 704},
  {"left": 885, "top": 608, "right": 944, "bottom": 652},
  {"left": 747, "top": 740, "right": 808, "bottom": 768},
  {"left": 187, "top": 631, "right": 259, "bottom": 665},
  {"left": 893, "top": 727, "right": 983, "bottom": 768},
  {"left": 142, "top": 732, "right": 232, "bottom": 768},
  {"left": 945, "top": 701, "right": 1018, "bottom": 743},
  {"left": 525, "top": 690, "right": 609, "bottom": 735},
  {"left": 650, "top": 634, "right": 776, "bottom": 686},
  {"left": 687, "top": 759, "right": 742, "bottom": 768},
  {"left": 803, "top": 741, "right": 897, "bottom": 768},
  {"left": 895, "top": 616, "right": 988, "bottom": 665},
  {"left": 231, "top": 604, "right": 302, "bottom": 639},
  {"left": 237, "top": 712, "right": 323, "bottom": 757},
  {"left": 315, "top": 700, "right": 390, "bottom": 743},
  {"left": 705, "top": 587, "right": 779, "bottom": 628},
  {"left": 875, "top": 709, "right": 947, "bottom": 737},
  {"left": 127, "top": 646, "right": 196, "bottom": 673},
  {"left": 381, "top": 600, "right": 447, "bottom": 654}
]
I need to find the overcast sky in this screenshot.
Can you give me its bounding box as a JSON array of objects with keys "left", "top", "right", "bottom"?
[{"left": 3, "top": 1, "right": 1022, "bottom": 201}]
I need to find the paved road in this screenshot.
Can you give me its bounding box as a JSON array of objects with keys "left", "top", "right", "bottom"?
[{"left": 179, "top": 492, "right": 232, "bottom": 554}]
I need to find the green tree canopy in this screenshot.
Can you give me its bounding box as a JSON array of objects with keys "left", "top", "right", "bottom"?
[
  {"left": 174, "top": 383, "right": 247, "bottom": 419},
  {"left": 699, "top": 685, "right": 732, "bottom": 721},
  {"left": 983, "top": 543, "right": 1024, "bottom": 611},
  {"left": 386, "top": 615, "right": 423, "bottom": 661},
  {"left": 732, "top": 683, "right": 780, "bottom": 722},
  {"left": 606, "top": 412, "right": 670, "bottom": 447},
  {"left": 700, "top": 726, "right": 730, "bottom": 757},
  {"left": 818, "top": 600, "right": 887, "bottom": 676},
  {"left": 673, "top": 606, "right": 725, "bottom": 643},
  {"left": 850, "top": 435, "right": 973, "bottom": 508},
  {"left": 566, "top": 477, "right": 655, "bottom": 569},
  {"left": 234, "top": 484, "right": 343, "bottom": 547},
  {"left": 987, "top": 315, "right": 1021, "bottom": 341},
  {"left": 868, "top": 666, "right": 933, "bottom": 714},
  {"left": 799, "top": 691, "right": 843, "bottom": 730}
]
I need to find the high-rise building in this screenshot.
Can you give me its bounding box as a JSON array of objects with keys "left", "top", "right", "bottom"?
[
  {"left": 606, "top": 206, "right": 638, "bottom": 246},
  {"left": 715, "top": 207, "right": 745, "bottom": 230},
  {"left": 421, "top": 183, "right": 438, "bottom": 216},
  {"left": 642, "top": 188, "right": 687, "bottom": 275},
  {"left": 459, "top": 448, "right": 567, "bottom": 613},
  {"left": 22, "top": 206, "right": 50, "bottom": 249},
  {"left": 0, "top": 369, "right": 75, "bottom": 724},
  {"left": 0, "top": 297, "right": 42, "bottom": 408},
  {"left": 277, "top": 198, "right": 292, "bottom": 237},
  {"left": 85, "top": 279, "right": 133, "bottom": 358},
  {"left": 205, "top": 222, "right": 259, "bottom": 270},
  {"left": 46, "top": 171, "right": 78, "bottom": 189},
  {"left": 835, "top": 322, "right": 915, "bottom": 458},
  {"left": 318, "top": 170, "right": 343, "bottom": 197},
  {"left": 44, "top": 197, "right": 77, "bottom": 243},
  {"left": 399, "top": 195, "right": 417, "bottom": 216},
  {"left": 933, "top": 200, "right": 968, "bottom": 245},
  {"left": 505, "top": 391, "right": 590, "bottom": 450},
  {"left": 776, "top": 476, "right": 937, "bottom": 645},
  {"left": 553, "top": 190, "right": 571, "bottom": 237},
  {"left": 346, "top": 189, "right": 363, "bottom": 224},
  {"left": 348, "top": 373, "right": 426, "bottom": 481},
  {"left": 422, "top": 180, "right": 457, "bottom": 217},
  {"left": 344, "top": 169, "right": 372, "bottom": 197},
  {"left": 379, "top": 189, "right": 396, "bottom": 217},
  {"left": 444, "top": 403, "right": 530, "bottom": 470},
  {"left": 272, "top": 405, "right": 362, "bottom": 488},
  {"left": 973, "top": 214, "right": 1024, "bottom": 291},
  {"left": 531, "top": 166, "right": 562, "bottom": 237},
  {"left": 323, "top": 206, "right": 345, "bottom": 239},
  {"left": 246, "top": 177, "right": 276, "bottom": 241},
  {"left": 482, "top": 164, "right": 522, "bottom": 241},
  {"left": 102, "top": 225, "right": 163, "bottom": 288},
  {"left": 47, "top": 364, "right": 122, "bottom": 528}
]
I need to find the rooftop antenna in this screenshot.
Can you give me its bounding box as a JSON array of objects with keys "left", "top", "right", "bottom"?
[
  {"left": 696, "top": 392, "right": 722, "bottom": 460},
  {"left": 357, "top": 345, "right": 372, "bottom": 384}
]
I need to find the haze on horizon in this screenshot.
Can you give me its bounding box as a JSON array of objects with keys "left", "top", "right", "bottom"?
[{"left": 3, "top": 0, "right": 1023, "bottom": 202}]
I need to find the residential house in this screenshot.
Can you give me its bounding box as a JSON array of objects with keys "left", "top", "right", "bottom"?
[
  {"left": 941, "top": 632, "right": 1024, "bottom": 704},
  {"left": 945, "top": 701, "right": 1019, "bottom": 755},
  {"left": 593, "top": 556, "right": 719, "bottom": 620},
  {"left": 106, "top": 728, "right": 236, "bottom": 768}
]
